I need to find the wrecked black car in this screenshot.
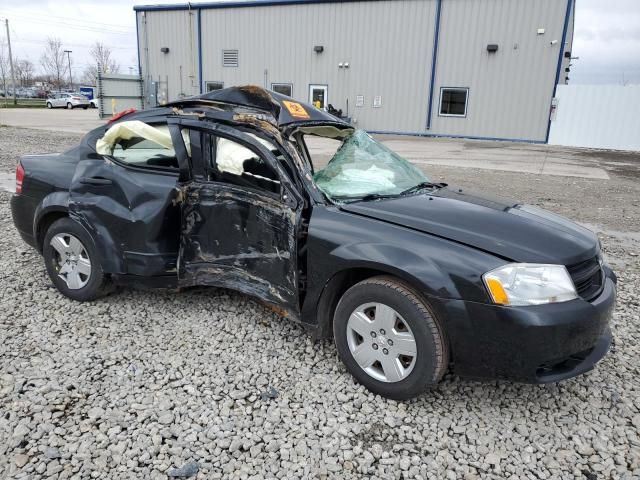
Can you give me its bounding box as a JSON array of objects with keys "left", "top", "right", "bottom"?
[{"left": 11, "top": 86, "right": 616, "bottom": 399}]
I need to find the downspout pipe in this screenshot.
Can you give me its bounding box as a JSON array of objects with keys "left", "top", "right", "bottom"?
[
  {"left": 198, "top": 8, "right": 203, "bottom": 94},
  {"left": 426, "top": 0, "right": 443, "bottom": 130},
  {"left": 546, "top": 0, "right": 573, "bottom": 143}
]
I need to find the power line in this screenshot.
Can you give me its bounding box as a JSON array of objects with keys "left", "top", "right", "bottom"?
[
  {"left": 12, "top": 39, "right": 135, "bottom": 51},
  {"left": 0, "top": 13, "right": 134, "bottom": 35},
  {"left": 4, "top": 10, "right": 134, "bottom": 31}
]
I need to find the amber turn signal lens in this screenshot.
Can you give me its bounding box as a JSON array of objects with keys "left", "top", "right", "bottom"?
[{"left": 485, "top": 277, "right": 509, "bottom": 305}]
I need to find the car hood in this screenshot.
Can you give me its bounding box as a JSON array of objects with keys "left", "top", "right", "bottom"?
[{"left": 339, "top": 187, "right": 598, "bottom": 265}]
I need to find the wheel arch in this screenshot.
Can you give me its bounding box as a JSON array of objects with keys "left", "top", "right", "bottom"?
[
  {"left": 35, "top": 209, "right": 69, "bottom": 252},
  {"left": 313, "top": 263, "right": 445, "bottom": 341},
  {"left": 34, "top": 192, "right": 73, "bottom": 252}
]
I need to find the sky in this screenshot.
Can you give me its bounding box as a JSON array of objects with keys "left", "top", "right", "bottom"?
[{"left": 1, "top": 0, "right": 639, "bottom": 85}]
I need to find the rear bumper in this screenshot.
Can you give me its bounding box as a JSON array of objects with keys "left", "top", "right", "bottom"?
[
  {"left": 11, "top": 194, "right": 38, "bottom": 250},
  {"left": 434, "top": 267, "right": 616, "bottom": 383}
]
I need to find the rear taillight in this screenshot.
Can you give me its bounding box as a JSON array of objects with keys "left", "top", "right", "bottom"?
[
  {"left": 108, "top": 107, "right": 137, "bottom": 123},
  {"left": 16, "top": 162, "right": 24, "bottom": 194}
]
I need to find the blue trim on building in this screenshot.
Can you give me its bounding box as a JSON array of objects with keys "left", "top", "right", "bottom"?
[
  {"left": 546, "top": 0, "right": 573, "bottom": 143},
  {"left": 367, "top": 130, "right": 545, "bottom": 145},
  {"left": 197, "top": 8, "right": 203, "bottom": 94},
  {"left": 426, "top": 0, "right": 443, "bottom": 130},
  {"left": 134, "top": 0, "right": 380, "bottom": 12}
]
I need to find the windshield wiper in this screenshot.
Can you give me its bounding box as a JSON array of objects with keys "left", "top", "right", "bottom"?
[
  {"left": 399, "top": 182, "right": 446, "bottom": 196},
  {"left": 358, "top": 192, "right": 402, "bottom": 202}
]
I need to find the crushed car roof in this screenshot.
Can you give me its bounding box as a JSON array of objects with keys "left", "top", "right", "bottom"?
[{"left": 166, "top": 85, "right": 349, "bottom": 128}]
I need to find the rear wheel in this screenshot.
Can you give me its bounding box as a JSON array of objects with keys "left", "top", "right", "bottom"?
[
  {"left": 43, "top": 218, "right": 112, "bottom": 301},
  {"left": 333, "top": 276, "right": 448, "bottom": 400}
]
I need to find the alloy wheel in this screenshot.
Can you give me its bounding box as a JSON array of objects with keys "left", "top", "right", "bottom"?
[
  {"left": 50, "top": 233, "right": 92, "bottom": 289},
  {"left": 346, "top": 302, "right": 417, "bottom": 382}
]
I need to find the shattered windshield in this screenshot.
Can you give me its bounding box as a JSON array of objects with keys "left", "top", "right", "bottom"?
[{"left": 313, "top": 130, "right": 430, "bottom": 201}]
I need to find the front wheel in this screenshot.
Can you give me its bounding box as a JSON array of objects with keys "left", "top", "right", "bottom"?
[
  {"left": 333, "top": 276, "right": 448, "bottom": 400},
  {"left": 43, "top": 218, "right": 112, "bottom": 301},
  {"left": 46, "top": 102, "right": 52, "bottom": 109},
  {"left": 67, "top": 102, "right": 73, "bottom": 109}
]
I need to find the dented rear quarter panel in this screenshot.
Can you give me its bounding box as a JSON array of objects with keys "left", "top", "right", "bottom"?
[{"left": 68, "top": 159, "right": 181, "bottom": 276}]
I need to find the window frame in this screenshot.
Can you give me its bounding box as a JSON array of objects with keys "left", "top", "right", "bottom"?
[
  {"left": 100, "top": 120, "right": 185, "bottom": 176},
  {"left": 271, "top": 83, "right": 293, "bottom": 97},
  {"left": 438, "top": 87, "right": 469, "bottom": 118},
  {"left": 203, "top": 130, "right": 284, "bottom": 200},
  {"left": 205, "top": 81, "right": 224, "bottom": 92}
]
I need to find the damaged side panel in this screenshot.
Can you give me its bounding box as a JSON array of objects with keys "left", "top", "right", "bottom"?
[
  {"left": 178, "top": 182, "right": 300, "bottom": 318},
  {"left": 68, "top": 159, "right": 180, "bottom": 276}
]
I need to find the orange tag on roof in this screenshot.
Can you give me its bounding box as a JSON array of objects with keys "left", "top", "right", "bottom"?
[{"left": 282, "top": 100, "right": 310, "bottom": 119}]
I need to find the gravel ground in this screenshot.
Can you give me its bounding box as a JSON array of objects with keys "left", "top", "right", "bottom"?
[{"left": 1, "top": 126, "right": 639, "bottom": 479}]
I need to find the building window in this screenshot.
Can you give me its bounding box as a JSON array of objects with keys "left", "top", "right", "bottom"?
[
  {"left": 206, "top": 81, "right": 224, "bottom": 92},
  {"left": 271, "top": 83, "right": 293, "bottom": 97},
  {"left": 439, "top": 88, "right": 469, "bottom": 117},
  {"left": 222, "top": 50, "right": 239, "bottom": 67}
]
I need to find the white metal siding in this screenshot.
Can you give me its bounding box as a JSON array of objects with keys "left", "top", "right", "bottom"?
[
  {"left": 137, "top": 9, "right": 200, "bottom": 101},
  {"left": 136, "top": 0, "right": 572, "bottom": 141},
  {"left": 198, "top": 0, "right": 436, "bottom": 132},
  {"left": 429, "top": 0, "right": 569, "bottom": 141},
  {"left": 549, "top": 85, "right": 640, "bottom": 152}
]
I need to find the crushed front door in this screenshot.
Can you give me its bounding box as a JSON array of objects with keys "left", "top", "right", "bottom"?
[{"left": 174, "top": 120, "right": 303, "bottom": 318}]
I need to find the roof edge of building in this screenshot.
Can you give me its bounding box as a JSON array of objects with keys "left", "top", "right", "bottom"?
[{"left": 134, "top": 0, "right": 381, "bottom": 12}]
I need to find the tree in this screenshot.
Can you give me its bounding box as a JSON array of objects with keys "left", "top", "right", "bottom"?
[
  {"left": 40, "top": 37, "right": 67, "bottom": 89},
  {"left": 0, "top": 41, "right": 10, "bottom": 94},
  {"left": 83, "top": 41, "right": 120, "bottom": 86},
  {"left": 15, "top": 58, "right": 34, "bottom": 87}
]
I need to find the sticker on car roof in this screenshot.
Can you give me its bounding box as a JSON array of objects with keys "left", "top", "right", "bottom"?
[{"left": 282, "top": 101, "right": 310, "bottom": 120}]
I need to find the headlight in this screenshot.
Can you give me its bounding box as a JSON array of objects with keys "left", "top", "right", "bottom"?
[{"left": 483, "top": 263, "right": 578, "bottom": 306}]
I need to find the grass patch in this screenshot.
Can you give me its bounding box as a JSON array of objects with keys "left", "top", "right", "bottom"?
[{"left": 0, "top": 99, "right": 46, "bottom": 109}]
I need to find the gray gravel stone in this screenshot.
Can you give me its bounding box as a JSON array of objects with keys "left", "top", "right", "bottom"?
[{"left": 167, "top": 461, "right": 199, "bottom": 478}]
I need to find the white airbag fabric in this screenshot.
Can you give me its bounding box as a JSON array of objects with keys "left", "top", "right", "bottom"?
[{"left": 96, "top": 121, "right": 175, "bottom": 155}]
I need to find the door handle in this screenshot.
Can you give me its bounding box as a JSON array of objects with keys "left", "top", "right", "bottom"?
[{"left": 79, "top": 176, "right": 112, "bottom": 186}]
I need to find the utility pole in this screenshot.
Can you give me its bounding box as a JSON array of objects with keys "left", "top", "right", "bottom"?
[
  {"left": 64, "top": 49, "right": 72, "bottom": 90},
  {"left": 5, "top": 19, "right": 17, "bottom": 105}
]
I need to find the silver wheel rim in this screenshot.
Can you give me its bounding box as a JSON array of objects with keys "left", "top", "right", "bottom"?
[
  {"left": 50, "top": 233, "right": 91, "bottom": 290},
  {"left": 346, "top": 302, "right": 417, "bottom": 383}
]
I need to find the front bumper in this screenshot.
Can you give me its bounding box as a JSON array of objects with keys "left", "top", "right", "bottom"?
[{"left": 433, "top": 267, "right": 616, "bottom": 383}]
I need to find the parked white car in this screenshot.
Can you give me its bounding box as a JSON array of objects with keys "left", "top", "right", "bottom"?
[{"left": 46, "top": 92, "right": 90, "bottom": 110}]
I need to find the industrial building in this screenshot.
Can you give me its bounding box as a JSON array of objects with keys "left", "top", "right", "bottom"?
[{"left": 134, "top": 0, "right": 575, "bottom": 143}]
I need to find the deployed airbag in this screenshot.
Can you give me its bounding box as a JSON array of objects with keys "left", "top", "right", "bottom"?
[{"left": 96, "top": 121, "right": 191, "bottom": 156}]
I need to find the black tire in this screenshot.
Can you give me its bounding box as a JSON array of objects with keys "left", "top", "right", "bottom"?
[
  {"left": 46, "top": 102, "right": 52, "bottom": 109},
  {"left": 82, "top": 106, "right": 88, "bottom": 110},
  {"left": 67, "top": 102, "right": 73, "bottom": 109},
  {"left": 333, "top": 276, "right": 448, "bottom": 400},
  {"left": 43, "top": 218, "right": 112, "bottom": 302}
]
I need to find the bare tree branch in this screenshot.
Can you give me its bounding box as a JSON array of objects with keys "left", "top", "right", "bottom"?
[
  {"left": 84, "top": 41, "right": 120, "bottom": 85},
  {"left": 40, "top": 37, "right": 67, "bottom": 89},
  {"left": 0, "top": 41, "right": 10, "bottom": 94},
  {"left": 15, "top": 59, "right": 35, "bottom": 87}
]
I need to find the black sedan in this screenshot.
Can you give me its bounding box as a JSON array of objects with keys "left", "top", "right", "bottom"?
[{"left": 11, "top": 86, "right": 616, "bottom": 399}]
